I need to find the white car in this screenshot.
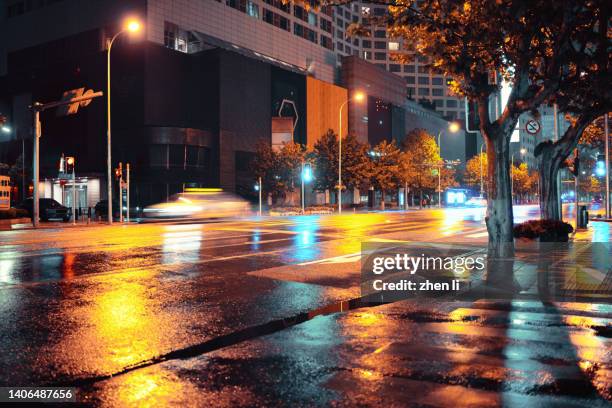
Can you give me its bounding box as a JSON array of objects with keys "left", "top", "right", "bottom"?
[
  {"left": 143, "top": 189, "right": 250, "bottom": 219},
  {"left": 465, "top": 196, "right": 487, "bottom": 207}
]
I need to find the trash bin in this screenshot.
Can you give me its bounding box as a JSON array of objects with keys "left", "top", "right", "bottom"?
[
  {"left": 367, "top": 188, "right": 374, "bottom": 208},
  {"left": 577, "top": 205, "right": 589, "bottom": 228}
]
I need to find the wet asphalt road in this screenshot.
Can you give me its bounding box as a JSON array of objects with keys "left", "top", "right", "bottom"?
[{"left": 0, "top": 206, "right": 610, "bottom": 407}]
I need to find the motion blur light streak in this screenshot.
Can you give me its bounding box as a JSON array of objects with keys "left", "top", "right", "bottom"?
[{"left": 0, "top": 259, "right": 15, "bottom": 284}]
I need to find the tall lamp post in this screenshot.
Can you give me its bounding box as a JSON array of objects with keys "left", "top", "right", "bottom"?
[
  {"left": 107, "top": 18, "right": 141, "bottom": 224},
  {"left": 337, "top": 91, "right": 365, "bottom": 214},
  {"left": 437, "top": 122, "right": 460, "bottom": 207}
]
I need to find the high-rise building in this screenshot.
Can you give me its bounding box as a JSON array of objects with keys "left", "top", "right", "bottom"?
[
  {"left": 516, "top": 105, "right": 571, "bottom": 170},
  {"left": 354, "top": 3, "right": 466, "bottom": 122},
  {"left": 1, "top": 0, "right": 465, "bottom": 206}
]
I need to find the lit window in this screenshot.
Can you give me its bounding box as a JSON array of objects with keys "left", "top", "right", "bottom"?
[
  {"left": 388, "top": 42, "right": 399, "bottom": 51},
  {"left": 246, "top": 1, "right": 259, "bottom": 18}
]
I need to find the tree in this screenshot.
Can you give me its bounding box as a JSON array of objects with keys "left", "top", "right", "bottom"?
[
  {"left": 343, "top": 0, "right": 610, "bottom": 252},
  {"left": 312, "top": 130, "right": 370, "bottom": 204},
  {"left": 368, "top": 140, "right": 401, "bottom": 210},
  {"left": 341, "top": 133, "right": 371, "bottom": 192},
  {"left": 578, "top": 176, "right": 601, "bottom": 201},
  {"left": 580, "top": 114, "right": 609, "bottom": 149},
  {"left": 512, "top": 163, "right": 533, "bottom": 203},
  {"left": 278, "top": 141, "right": 306, "bottom": 204},
  {"left": 399, "top": 129, "right": 441, "bottom": 207},
  {"left": 250, "top": 140, "right": 305, "bottom": 204},
  {"left": 312, "top": 130, "right": 338, "bottom": 199},
  {"left": 533, "top": 2, "right": 610, "bottom": 220},
  {"left": 464, "top": 153, "right": 488, "bottom": 195}
]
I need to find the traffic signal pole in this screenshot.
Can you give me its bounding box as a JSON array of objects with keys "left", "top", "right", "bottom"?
[
  {"left": 32, "top": 108, "right": 41, "bottom": 228},
  {"left": 72, "top": 164, "right": 76, "bottom": 225},
  {"left": 126, "top": 163, "right": 130, "bottom": 222},
  {"left": 605, "top": 113, "right": 610, "bottom": 219},
  {"left": 30, "top": 91, "right": 102, "bottom": 228},
  {"left": 118, "top": 162, "right": 123, "bottom": 223}
]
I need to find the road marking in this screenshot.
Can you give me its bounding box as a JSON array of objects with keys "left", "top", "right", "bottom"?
[{"left": 297, "top": 252, "right": 362, "bottom": 266}]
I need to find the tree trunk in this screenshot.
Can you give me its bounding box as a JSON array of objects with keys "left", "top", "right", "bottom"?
[
  {"left": 538, "top": 143, "right": 562, "bottom": 220},
  {"left": 381, "top": 191, "right": 385, "bottom": 210},
  {"left": 484, "top": 132, "right": 514, "bottom": 249},
  {"left": 419, "top": 190, "right": 423, "bottom": 209}
]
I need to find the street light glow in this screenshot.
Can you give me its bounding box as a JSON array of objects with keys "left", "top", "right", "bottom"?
[
  {"left": 520, "top": 148, "right": 527, "bottom": 155},
  {"left": 1, "top": 126, "right": 10, "bottom": 133},
  {"left": 302, "top": 164, "right": 313, "bottom": 182},
  {"left": 353, "top": 91, "right": 365, "bottom": 102},
  {"left": 126, "top": 19, "right": 142, "bottom": 33},
  {"left": 448, "top": 122, "right": 460, "bottom": 133}
]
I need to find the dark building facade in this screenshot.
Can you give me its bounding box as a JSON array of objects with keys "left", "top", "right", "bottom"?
[{"left": 0, "top": 33, "right": 311, "bottom": 206}]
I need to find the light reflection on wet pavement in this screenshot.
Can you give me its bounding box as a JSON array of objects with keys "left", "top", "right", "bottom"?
[{"left": 0, "top": 207, "right": 609, "bottom": 406}]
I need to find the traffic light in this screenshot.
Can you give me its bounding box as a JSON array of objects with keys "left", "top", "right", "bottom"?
[
  {"left": 114, "top": 162, "right": 123, "bottom": 180},
  {"left": 302, "top": 163, "right": 313, "bottom": 182},
  {"left": 65, "top": 156, "right": 75, "bottom": 173}
]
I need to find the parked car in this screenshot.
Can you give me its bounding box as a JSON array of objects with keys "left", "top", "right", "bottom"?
[
  {"left": 94, "top": 200, "right": 141, "bottom": 220},
  {"left": 94, "top": 200, "right": 120, "bottom": 219},
  {"left": 16, "top": 198, "right": 71, "bottom": 222}
]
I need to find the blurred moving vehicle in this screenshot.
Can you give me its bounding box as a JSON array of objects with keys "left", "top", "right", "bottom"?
[
  {"left": 94, "top": 200, "right": 141, "bottom": 219},
  {"left": 142, "top": 188, "right": 250, "bottom": 220},
  {"left": 465, "top": 196, "right": 487, "bottom": 207},
  {"left": 16, "top": 198, "right": 71, "bottom": 222}
]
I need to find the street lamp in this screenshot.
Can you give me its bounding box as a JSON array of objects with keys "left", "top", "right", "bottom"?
[
  {"left": 338, "top": 90, "right": 365, "bottom": 214},
  {"left": 437, "top": 122, "right": 460, "bottom": 207},
  {"left": 107, "top": 18, "right": 142, "bottom": 224}
]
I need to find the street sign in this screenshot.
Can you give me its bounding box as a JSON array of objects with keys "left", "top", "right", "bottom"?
[
  {"left": 525, "top": 119, "right": 541, "bottom": 135},
  {"left": 56, "top": 88, "right": 98, "bottom": 116}
]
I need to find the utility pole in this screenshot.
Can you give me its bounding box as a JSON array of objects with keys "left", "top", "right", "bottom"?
[
  {"left": 32, "top": 107, "right": 41, "bottom": 228},
  {"left": 71, "top": 159, "right": 76, "bottom": 225},
  {"left": 605, "top": 113, "right": 610, "bottom": 219},
  {"left": 574, "top": 149, "right": 579, "bottom": 228},
  {"left": 126, "top": 163, "right": 130, "bottom": 222},
  {"left": 258, "top": 177, "right": 262, "bottom": 216},
  {"left": 22, "top": 138, "right": 25, "bottom": 202},
  {"left": 30, "top": 90, "right": 103, "bottom": 228},
  {"left": 301, "top": 162, "right": 305, "bottom": 213},
  {"left": 118, "top": 162, "right": 123, "bottom": 223}
]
